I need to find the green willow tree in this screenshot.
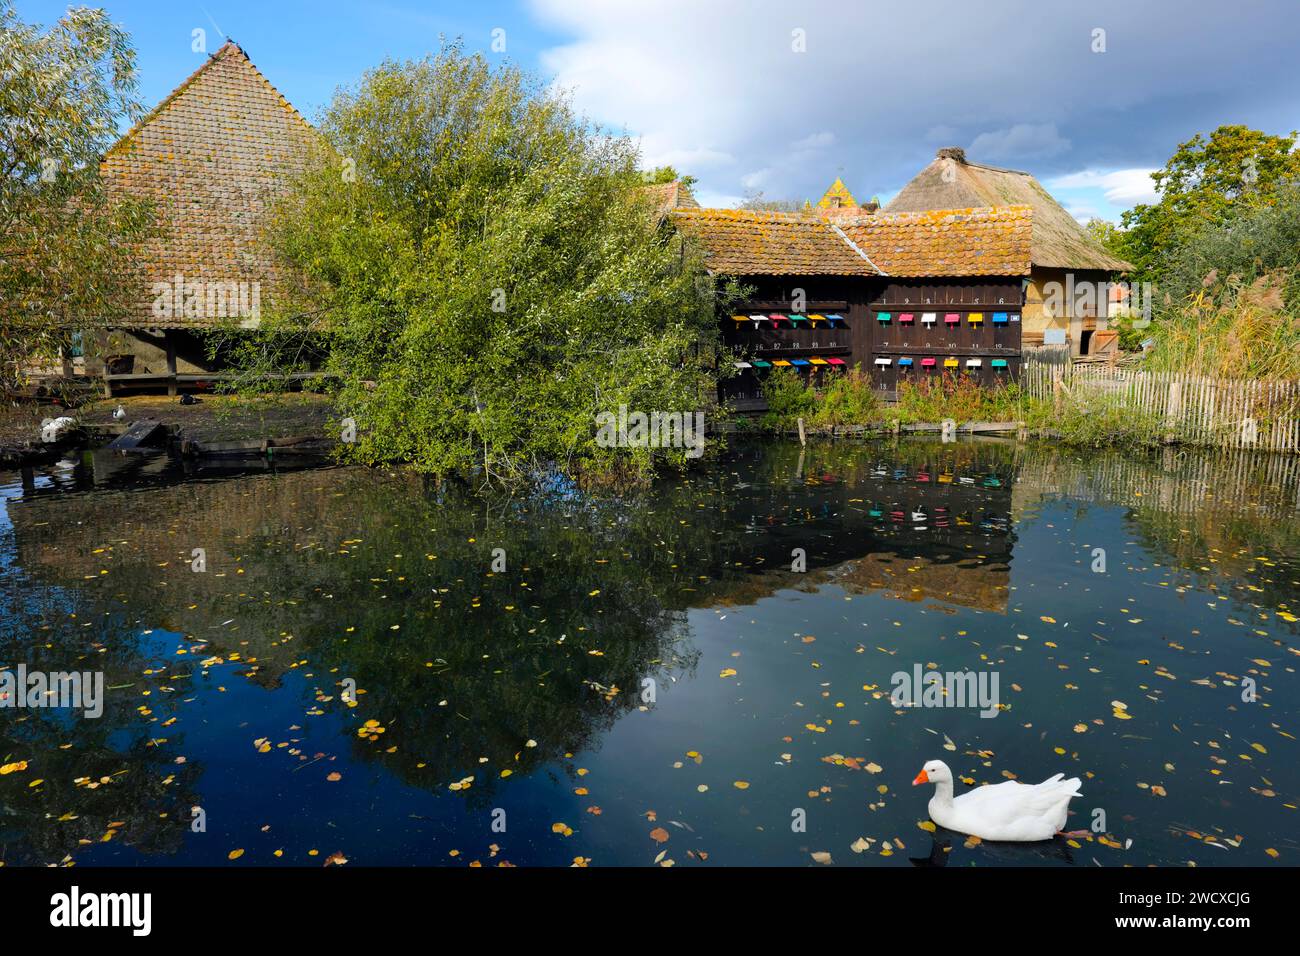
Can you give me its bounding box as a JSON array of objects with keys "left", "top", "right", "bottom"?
[
  {"left": 0, "top": 2, "right": 154, "bottom": 393},
  {"left": 1116, "top": 125, "right": 1300, "bottom": 279},
  {"left": 261, "top": 45, "right": 721, "bottom": 484}
]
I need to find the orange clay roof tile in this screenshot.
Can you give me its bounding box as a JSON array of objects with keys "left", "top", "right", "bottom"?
[
  {"left": 836, "top": 205, "right": 1033, "bottom": 278},
  {"left": 668, "top": 208, "right": 881, "bottom": 276}
]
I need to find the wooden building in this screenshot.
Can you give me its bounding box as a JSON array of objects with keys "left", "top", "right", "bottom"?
[
  {"left": 89, "top": 41, "right": 316, "bottom": 393},
  {"left": 670, "top": 203, "right": 1033, "bottom": 407},
  {"left": 838, "top": 206, "right": 1032, "bottom": 392},
  {"left": 884, "top": 147, "right": 1132, "bottom": 354}
]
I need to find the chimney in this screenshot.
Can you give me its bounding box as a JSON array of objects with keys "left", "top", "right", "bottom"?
[{"left": 935, "top": 146, "right": 967, "bottom": 163}]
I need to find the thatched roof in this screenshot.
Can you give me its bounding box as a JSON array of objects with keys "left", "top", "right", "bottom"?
[
  {"left": 837, "top": 205, "right": 1033, "bottom": 278},
  {"left": 885, "top": 147, "right": 1133, "bottom": 272}
]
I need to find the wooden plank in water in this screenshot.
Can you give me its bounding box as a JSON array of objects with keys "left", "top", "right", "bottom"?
[{"left": 106, "top": 420, "right": 168, "bottom": 452}]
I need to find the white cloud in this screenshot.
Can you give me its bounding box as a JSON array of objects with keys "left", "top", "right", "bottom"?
[
  {"left": 527, "top": 0, "right": 1300, "bottom": 207},
  {"left": 1048, "top": 168, "right": 1160, "bottom": 207},
  {"left": 694, "top": 188, "right": 746, "bottom": 208}
]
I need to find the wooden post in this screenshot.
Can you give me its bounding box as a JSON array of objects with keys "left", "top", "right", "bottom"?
[
  {"left": 1164, "top": 377, "right": 1182, "bottom": 444},
  {"left": 165, "top": 334, "right": 178, "bottom": 397},
  {"left": 797, "top": 417, "right": 806, "bottom": 446}
]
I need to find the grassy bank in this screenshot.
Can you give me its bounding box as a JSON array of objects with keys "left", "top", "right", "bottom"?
[{"left": 755, "top": 367, "right": 1176, "bottom": 451}]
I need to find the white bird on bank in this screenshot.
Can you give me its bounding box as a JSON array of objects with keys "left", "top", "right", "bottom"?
[
  {"left": 912, "top": 759, "right": 1083, "bottom": 842},
  {"left": 112, "top": 405, "right": 126, "bottom": 421},
  {"left": 39, "top": 416, "right": 77, "bottom": 443}
]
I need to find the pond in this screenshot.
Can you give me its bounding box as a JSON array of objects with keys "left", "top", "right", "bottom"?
[{"left": 1, "top": 439, "right": 1297, "bottom": 867}]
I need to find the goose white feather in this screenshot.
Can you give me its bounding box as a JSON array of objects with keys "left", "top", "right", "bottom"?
[{"left": 912, "top": 759, "right": 1081, "bottom": 842}]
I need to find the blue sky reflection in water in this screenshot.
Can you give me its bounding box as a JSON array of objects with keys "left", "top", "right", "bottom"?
[{"left": 0, "top": 439, "right": 1296, "bottom": 867}]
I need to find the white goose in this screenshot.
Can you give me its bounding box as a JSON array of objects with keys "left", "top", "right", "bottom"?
[{"left": 912, "top": 759, "right": 1083, "bottom": 842}]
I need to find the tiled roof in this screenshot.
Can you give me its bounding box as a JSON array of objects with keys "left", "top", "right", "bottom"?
[
  {"left": 817, "top": 177, "right": 858, "bottom": 209},
  {"left": 669, "top": 208, "right": 881, "bottom": 276},
  {"left": 98, "top": 41, "right": 317, "bottom": 328},
  {"left": 837, "top": 205, "right": 1033, "bottom": 278},
  {"left": 641, "top": 180, "right": 700, "bottom": 220}
]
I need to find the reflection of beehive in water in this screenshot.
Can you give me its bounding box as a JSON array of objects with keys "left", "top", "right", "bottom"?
[{"left": 700, "top": 549, "right": 1009, "bottom": 614}]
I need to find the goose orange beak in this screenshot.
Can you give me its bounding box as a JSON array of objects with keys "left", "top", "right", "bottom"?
[{"left": 912, "top": 769, "right": 929, "bottom": 786}]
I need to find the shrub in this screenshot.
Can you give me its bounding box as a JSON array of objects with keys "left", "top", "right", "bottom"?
[
  {"left": 759, "top": 367, "right": 817, "bottom": 430},
  {"left": 1032, "top": 393, "right": 1167, "bottom": 450},
  {"left": 809, "top": 366, "right": 881, "bottom": 427},
  {"left": 243, "top": 44, "right": 718, "bottom": 485},
  {"left": 890, "top": 373, "right": 1027, "bottom": 424}
]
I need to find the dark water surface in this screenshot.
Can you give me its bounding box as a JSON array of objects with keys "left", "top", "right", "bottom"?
[{"left": 1, "top": 440, "right": 1297, "bottom": 867}]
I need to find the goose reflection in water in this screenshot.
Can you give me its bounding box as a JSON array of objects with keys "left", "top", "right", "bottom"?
[{"left": 908, "top": 832, "right": 1079, "bottom": 868}]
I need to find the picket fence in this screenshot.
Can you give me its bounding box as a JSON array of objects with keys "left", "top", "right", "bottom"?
[{"left": 1021, "top": 348, "right": 1300, "bottom": 453}]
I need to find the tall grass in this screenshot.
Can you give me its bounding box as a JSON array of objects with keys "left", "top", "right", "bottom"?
[
  {"left": 1143, "top": 184, "right": 1300, "bottom": 380},
  {"left": 755, "top": 366, "right": 1180, "bottom": 452},
  {"left": 887, "top": 373, "right": 1027, "bottom": 425}
]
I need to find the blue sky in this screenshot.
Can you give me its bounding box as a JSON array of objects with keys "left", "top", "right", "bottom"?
[{"left": 16, "top": 1, "right": 1300, "bottom": 222}]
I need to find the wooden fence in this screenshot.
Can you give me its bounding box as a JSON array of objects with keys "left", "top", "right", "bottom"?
[{"left": 1022, "top": 348, "right": 1300, "bottom": 453}]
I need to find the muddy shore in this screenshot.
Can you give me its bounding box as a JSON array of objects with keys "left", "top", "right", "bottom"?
[{"left": 1, "top": 392, "right": 338, "bottom": 467}]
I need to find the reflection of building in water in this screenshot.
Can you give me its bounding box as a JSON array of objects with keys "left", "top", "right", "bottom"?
[
  {"left": 5, "top": 457, "right": 382, "bottom": 686},
  {"left": 824, "top": 552, "right": 1010, "bottom": 614},
  {"left": 6, "top": 442, "right": 1020, "bottom": 624},
  {"left": 696, "top": 441, "right": 1017, "bottom": 614}
]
